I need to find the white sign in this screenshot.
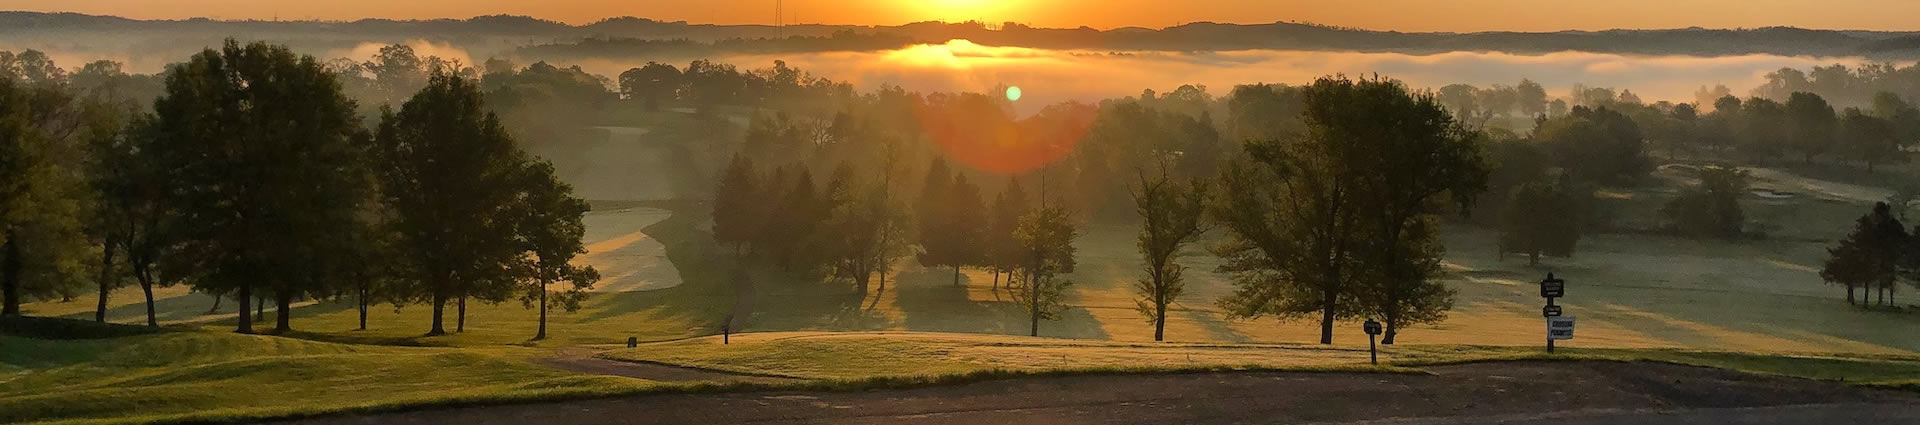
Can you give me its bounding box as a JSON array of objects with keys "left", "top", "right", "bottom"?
[{"left": 1547, "top": 316, "right": 1576, "bottom": 340}]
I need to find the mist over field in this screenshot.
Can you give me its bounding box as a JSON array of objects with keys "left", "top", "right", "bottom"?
[
  {"left": 16, "top": 7, "right": 1920, "bottom": 425},
  {"left": 694, "top": 41, "right": 1881, "bottom": 113},
  {"left": 11, "top": 36, "right": 1880, "bottom": 114}
]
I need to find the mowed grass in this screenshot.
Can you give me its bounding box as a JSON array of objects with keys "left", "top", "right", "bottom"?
[
  {"left": 604, "top": 331, "right": 1920, "bottom": 386},
  {"left": 0, "top": 329, "right": 654, "bottom": 425},
  {"left": 22, "top": 202, "right": 734, "bottom": 348}
]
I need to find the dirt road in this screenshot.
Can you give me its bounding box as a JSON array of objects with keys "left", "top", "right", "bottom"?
[{"left": 284, "top": 360, "right": 1919, "bottom": 424}]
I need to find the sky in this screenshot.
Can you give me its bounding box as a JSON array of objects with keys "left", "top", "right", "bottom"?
[{"left": 11, "top": 0, "right": 1920, "bottom": 32}]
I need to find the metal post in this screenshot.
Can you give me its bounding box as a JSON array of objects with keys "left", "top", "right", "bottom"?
[{"left": 1369, "top": 333, "right": 1378, "bottom": 365}]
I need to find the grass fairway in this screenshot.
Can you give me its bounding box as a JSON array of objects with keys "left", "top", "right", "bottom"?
[
  {"left": 604, "top": 331, "right": 1920, "bottom": 386},
  {"left": 0, "top": 329, "right": 654, "bottom": 425}
]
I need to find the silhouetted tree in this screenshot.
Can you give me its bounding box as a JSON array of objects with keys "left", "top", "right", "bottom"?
[
  {"left": 374, "top": 71, "right": 544, "bottom": 336},
  {"left": 1662, "top": 166, "right": 1749, "bottom": 239},
  {"left": 1824, "top": 202, "right": 1906, "bottom": 306},
  {"left": 514, "top": 161, "right": 600, "bottom": 341},
  {"left": 1215, "top": 76, "right": 1476, "bottom": 345},
  {"left": 1011, "top": 205, "right": 1077, "bottom": 337},
  {"left": 985, "top": 179, "right": 1030, "bottom": 290},
  {"left": 1536, "top": 106, "right": 1649, "bottom": 186},
  {"left": 147, "top": 40, "right": 374, "bottom": 334},
  {"left": 1130, "top": 166, "right": 1210, "bottom": 342},
  {"left": 618, "top": 62, "right": 681, "bottom": 111},
  {"left": 1784, "top": 92, "right": 1838, "bottom": 164},
  {"left": 1500, "top": 178, "right": 1589, "bottom": 265},
  {"left": 712, "top": 154, "right": 760, "bottom": 256},
  {"left": 1841, "top": 108, "right": 1900, "bottom": 173}
]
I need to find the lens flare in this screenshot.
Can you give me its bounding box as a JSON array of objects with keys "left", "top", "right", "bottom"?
[
  {"left": 1006, "top": 86, "right": 1023, "bottom": 101},
  {"left": 910, "top": 95, "right": 1092, "bottom": 175}
]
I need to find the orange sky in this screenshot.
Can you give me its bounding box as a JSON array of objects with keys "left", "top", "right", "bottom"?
[{"left": 10, "top": 0, "right": 1920, "bottom": 31}]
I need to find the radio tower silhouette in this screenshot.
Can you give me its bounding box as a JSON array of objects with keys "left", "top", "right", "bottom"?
[{"left": 775, "top": 0, "right": 784, "bottom": 38}]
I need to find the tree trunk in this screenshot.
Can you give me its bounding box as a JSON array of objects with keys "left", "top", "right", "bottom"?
[
  {"left": 1, "top": 233, "right": 20, "bottom": 317},
  {"left": 207, "top": 291, "right": 222, "bottom": 314},
  {"left": 427, "top": 290, "right": 447, "bottom": 336},
  {"left": 952, "top": 266, "right": 961, "bottom": 287},
  {"left": 1318, "top": 287, "right": 1336, "bottom": 345},
  {"left": 1153, "top": 296, "right": 1167, "bottom": 342},
  {"left": 357, "top": 285, "right": 368, "bottom": 331},
  {"left": 274, "top": 291, "right": 293, "bottom": 334},
  {"left": 137, "top": 265, "right": 157, "bottom": 327},
  {"left": 255, "top": 295, "right": 264, "bottom": 322},
  {"left": 457, "top": 296, "right": 467, "bottom": 333},
  {"left": 1028, "top": 275, "right": 1040, "bottom": 338},
  {"left": 535, "top": 281, "right": 548, "bottom": 341},
  {"left": 95, "top": 242, "right": 116, "bottom": 323},
  {"left": 1529, "top": 251, "right": 1540, "bottom": 266},
  {"left": 235, "top": 283, "right": 253, "bottom": 334},
  {"left": 1382, "top": 296, "right": 1401, "bottom": 345},
  {"left": 992, "top": 270, "right": 1000, "bottom": 290}
]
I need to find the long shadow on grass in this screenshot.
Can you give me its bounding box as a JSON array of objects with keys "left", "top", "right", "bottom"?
[
  {"left": 53, "top": 291, "right": 223, "bottom": 325},
  {"left": 892, "top": 267, "right": 1111, "bottom": 340}
]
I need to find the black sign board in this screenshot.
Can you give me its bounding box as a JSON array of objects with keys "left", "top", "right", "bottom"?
[
  {"left": 1543, "top": 305, "right": 1562, "bottom": 317},
  {"left": 1541, "top": 273, "right": 1566, "bottom": 298},
  {"left": 1363, "top": 319, "right": 1383, "bottom": 336}
]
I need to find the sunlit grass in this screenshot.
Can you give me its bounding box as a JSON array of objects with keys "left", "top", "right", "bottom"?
[
  {"left": 0, "top": 331, "right": 654, "bottom": 425},
  {"left": 604, "top": 331, "right": 1920, "bottom": 386}
]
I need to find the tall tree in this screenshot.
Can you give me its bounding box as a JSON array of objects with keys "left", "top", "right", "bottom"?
[
  {"left": 1011, "top": 205, "right": 1078, "bottom": 337},
  {"left": 617, "top": 62, "right": 681, "bottom": 111},
  {"left": 148, "top": 40, "right": 373, "bottom": 333},
  {"left": 1662, "top": 166, "right": 1749, "bottom": 239},
  {"left": 374, "top": 71, "right": 538, "bottom": 336},
  {"left": 985, "top": 179, "right": 1031, "bottom": 289},
  {"left": 1214, "top": 76, "right": 1475, "bottom": 345},
  {"left": 1536, "top": 106, "right": 1649, "bottom": 186},
  {"left": 1840, "top": 108, "right": 1899, "bottom": 173},
  {"left": 1130, "top": 166, "right": 1211, "bottom": 342},
  {"left": 514, "top": 161, "right": 601, "bottom": 341},
  {"left": 1784, "top": 92, "right": 1838, "bottom": 164},
  {"left": 1499, "top": 179, "right": 1589, "bottom": 265},
  {"left": 711, "top": 154, "right": 760, "bottom": 257},
  {"left": 918, "top": 161, "right": 987, "bottom": 286},
  {"left": 1351, "top": 81, "right": 1487, "bottom": 344},
  {"left": 1824, "top": 202, "right": 1906, "bottom": 305}
]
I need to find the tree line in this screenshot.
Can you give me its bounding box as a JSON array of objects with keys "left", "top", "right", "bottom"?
[
  {"left": 710, "top": 75, "right": 1490, "bottom": 344},
  {"left": 0, "top": 40, "right": 598, "bottom": 339}
]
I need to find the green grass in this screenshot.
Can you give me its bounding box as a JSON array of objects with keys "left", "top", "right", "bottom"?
[
  {"left": 0, "top": 331, "right": 654, "bottom": 425},
  {"left": 605, "top": 331, "right": 1920, "bottom": 387}
]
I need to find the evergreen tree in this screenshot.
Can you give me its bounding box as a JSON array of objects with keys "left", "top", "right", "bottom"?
[
  {"left": 712, "top": 154, "right": 760, "bottom": 257},
  {"left": 915, "top": 158, "right": 953, "bottom": 269},
  {"left": 985, "top": 179, "right": 1031, "bottom": 290}
]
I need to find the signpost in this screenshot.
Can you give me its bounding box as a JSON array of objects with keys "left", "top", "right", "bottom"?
[
  {"left": 1540, "top": 273, "right": 1569, "bottom": 353},
  {"left": 1362, "top": 319, "right": 1383, "bottom": 365},
  {"left": 1548, "top": 316, "right": 1576, "bottom": 341}
]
